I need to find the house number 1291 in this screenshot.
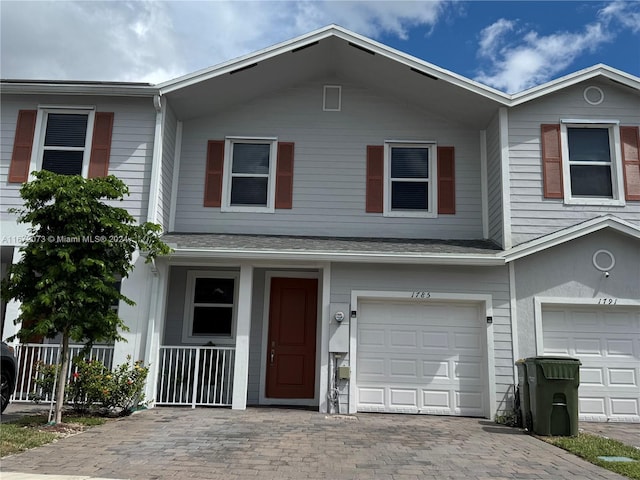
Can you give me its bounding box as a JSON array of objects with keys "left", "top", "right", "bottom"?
[{"left": 411, "top": 291, "right": 431, "bottom": 298}]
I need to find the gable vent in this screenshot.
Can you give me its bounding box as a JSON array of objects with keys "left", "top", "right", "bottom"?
[
  {"left": 323, "top": 85, "right": 342, "bottom": 111},
  {"left": 410, "top": 68, "right": 438, "bottom": 80},
  {"left": 291, "top": 41, "right": 319, "bottom": 53},
  {"left": 348, "top": 42, "right": 375, "bottom": 55},
  {"left": 229, "top": 63, "right": 258, "bottom": 75}
]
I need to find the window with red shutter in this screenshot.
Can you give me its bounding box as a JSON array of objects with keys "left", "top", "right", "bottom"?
[
  {"left": 210, "top": 138, "right": 295, "bottom": 212},
  {"left": 546, "top": 121, "right": 631, "bottom": 205},
  {"left": 8, "top": 108, "right": 114, "bottom": 181}
]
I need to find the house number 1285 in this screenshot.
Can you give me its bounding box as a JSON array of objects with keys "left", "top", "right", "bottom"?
[{"left": 411, "top": 291, "right": 431, "bottom": 298}]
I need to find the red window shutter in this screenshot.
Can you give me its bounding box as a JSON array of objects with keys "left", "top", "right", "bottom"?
[
  {"left": 621, "top": 126, "right": 640, "bottom": 201},
  {"left": 204, "top": 140, "right": 224, "bottom": 207},
  {"left": 437, "top": 146, "right": 455, "bottom": 214},
  {"left": 8, "top": 110, "right": 37, "bottom": 183},
  {"left": 541, "top": 124, "right": 563, "bottom": 198},
  {"left": 275, "top": 142, "right": 295, "bottom": 209},
  {"left": 88, "top": 112, "right": 114, "bottom": 178},
  {"left": 366, "top": 145, "right": 384, "bottom": 213}
]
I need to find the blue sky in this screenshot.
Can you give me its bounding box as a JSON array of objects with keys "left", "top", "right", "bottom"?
[{"left": 1, "top": 1, "right": 639, "bottom": 93}]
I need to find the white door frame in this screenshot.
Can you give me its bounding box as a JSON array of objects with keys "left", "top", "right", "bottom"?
[{"left": 349, "top": 290, "right": 496, "bottom": 418}]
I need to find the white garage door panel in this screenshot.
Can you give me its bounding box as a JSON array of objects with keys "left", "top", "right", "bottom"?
[
  {"left": 357, "top": 301, "right": 487, "bottom": 416},
  {"left": 543, "top": 307, "right": 640, "bottom": 423}
]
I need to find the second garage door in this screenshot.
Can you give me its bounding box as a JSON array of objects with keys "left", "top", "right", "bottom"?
[
  {"left": 356, "top": 301, "right": 487, "bottom": 416},
  {"left": 543, "top": 306, "right": 640, "bottom": 422}
]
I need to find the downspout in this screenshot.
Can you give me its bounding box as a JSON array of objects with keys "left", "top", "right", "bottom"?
[
  {"left": 147, "top": 94, "right": 164, "bottom": 225},
  {"left": 499, "top": 107, "right": 512, "bottom": 249}
]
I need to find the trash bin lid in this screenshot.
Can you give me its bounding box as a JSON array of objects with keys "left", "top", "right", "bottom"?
[{"left": 527, "top": 357, "right": 581, "bottom": 380}]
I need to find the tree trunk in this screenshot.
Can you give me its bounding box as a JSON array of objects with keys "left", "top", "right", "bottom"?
[{"left": 54, "top": 332, "right": 70, "bottom": 424}]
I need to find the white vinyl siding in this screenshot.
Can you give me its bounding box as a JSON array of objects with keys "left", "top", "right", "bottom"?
[
  {"left": 174, "top": 80, "right": 483, "bottom": 240},
  {"left": 508, "top": 80, "right": 640, "bottom": 246},
  {"left": 0, "top": 95, "right": 155, "bottom": 225}
]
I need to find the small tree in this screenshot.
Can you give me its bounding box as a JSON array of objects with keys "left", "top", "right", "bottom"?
[{"left": 1, "top": 171, "right": 171, "bottom": 423}]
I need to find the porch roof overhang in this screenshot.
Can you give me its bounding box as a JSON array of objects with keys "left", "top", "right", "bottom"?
[
  {"left": 501, "top": 215, "right": 640, "bottom": 263},
  {"left": 161, "top": 233, "right": 504, "bottom": 266}
]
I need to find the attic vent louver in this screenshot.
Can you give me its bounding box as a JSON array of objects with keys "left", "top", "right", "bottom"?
[
  {"left": 348, "top": 42, "right": 375, "bottom": 55},
  {"left": 410, "top": 68, "right": 438, "bottom": 80},
  {"left": 292, "top": 41, "right": 319, "bottom": 53},
  {"left": 323, "top": 85, "right": 342, "bottom": 111},
  {"left": 229, "top": 63, "right": 258, "bottom": 75}
]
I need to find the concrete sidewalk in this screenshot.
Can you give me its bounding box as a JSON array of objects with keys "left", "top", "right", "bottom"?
[{"left": 1, "top": 406, "right": 631, "bottom": 480}]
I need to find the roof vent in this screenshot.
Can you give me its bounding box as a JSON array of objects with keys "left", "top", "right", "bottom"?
[
  {"left": 323, "top": 85, "right": 342, "bottom": 111},
  {"left": 583, "top": 86, "right": 604, "bottom": 105}
]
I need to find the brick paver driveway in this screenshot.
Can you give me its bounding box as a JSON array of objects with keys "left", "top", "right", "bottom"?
[{"left": 1, "top": 407, "right": 628, "bottom": 480}]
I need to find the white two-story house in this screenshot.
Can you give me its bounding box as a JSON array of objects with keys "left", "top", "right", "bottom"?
[{"left": 2, "top": 25, "right": 638, "bottom": 422}]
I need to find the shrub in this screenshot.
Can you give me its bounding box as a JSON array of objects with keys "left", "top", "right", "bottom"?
[
  {"left": 68, "top": 359, "right": 111, "bottom": 413},
  {"left": 30, "top": 362, "right": 61, "bottom": 403},
  {"left": 32, "top": 356, "right": 149, "bottom": 416},
  {"left": 102, "top": 357, "right": 149, "bottom": 415}
]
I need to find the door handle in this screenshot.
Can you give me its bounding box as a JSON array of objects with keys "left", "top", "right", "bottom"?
[{"left": 270, "top": 349, "right": 275, "bottom": 364}]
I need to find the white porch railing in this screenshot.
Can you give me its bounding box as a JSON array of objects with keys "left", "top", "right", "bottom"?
[
  {"left": 156, "top": 346, "right": 235, "bottom": 407},
  {"left": 11, "top": 343, "right": 115, "bottom": 402}
]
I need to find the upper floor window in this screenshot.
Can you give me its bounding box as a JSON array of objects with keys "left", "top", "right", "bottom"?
[
  {"left": 40, "top": 111, "right": 91, "bottom": 176},
  {"left": 8, "top": 108, "right": 113, "bottom": 184},
  {"left": 560, "top": 122, "right": 624, "bottom": 205},
  {"left": 385, "top": 142, "right": 437, "bottom": 217},
  {"left": 221, "top": 138, "right": 278, "bottom": 212}
]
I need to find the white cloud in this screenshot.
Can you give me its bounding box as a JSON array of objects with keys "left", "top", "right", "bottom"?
[
  {"left": 475, "top": 20, "right": 612, "bottom": 93},
  {"left": 0, "top": 0, "right": 446, "bottom": 83},
  {"left": 599, "top": 0, "right": 640, "bottom": 33},
  {"left": 478, "top": 18, "right": 515, "bottom": 59},
  {"left": 474, "top": 1, "right": 639, "bottom": 93}
]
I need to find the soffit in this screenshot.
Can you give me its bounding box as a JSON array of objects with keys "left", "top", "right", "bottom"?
[{"left": 163, "top": 36, "right": 502, "bottom": 128}]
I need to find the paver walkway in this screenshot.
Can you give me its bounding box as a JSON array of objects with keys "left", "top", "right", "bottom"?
[{"left": 1, "top": 407, "right": 630, "bottom": 480}]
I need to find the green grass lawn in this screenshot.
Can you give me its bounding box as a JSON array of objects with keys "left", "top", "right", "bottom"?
[
  {"left": 0, "top": 413, "right": 106, "bottom": 457},
  {"left": 545, "top": 433, "right": 640, "bottom": 480}
]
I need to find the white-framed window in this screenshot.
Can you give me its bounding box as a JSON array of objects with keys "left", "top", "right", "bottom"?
[
  {"left": 384, "top": 141, "right": 437, "bottom": 217},
  {"left": 182, "top": 271, "right": 238, "bottom": 344},
  {"left": 560, "top": 121, "right": 625, "bottom": 206},
  {"left": 34, "top": 107, "right": 96, "bottom": 177},
  {"left": 221, "top": 137, "right": 278, "bottom": 212}
]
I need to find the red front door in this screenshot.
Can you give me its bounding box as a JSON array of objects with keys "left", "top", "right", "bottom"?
[{"left": 266, "top": 277, "right": 318, "bottom": 399}]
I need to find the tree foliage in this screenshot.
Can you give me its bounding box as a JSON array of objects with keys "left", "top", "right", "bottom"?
[
  {"left": 3, "top": 171, "right": 170, "bottom": 345},
  {"left": 1, "top": 171, "right": 170, "bottom": 422}
]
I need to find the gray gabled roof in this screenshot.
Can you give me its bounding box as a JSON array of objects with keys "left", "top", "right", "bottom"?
[{"left": 502, "top": 215, "right": 640, "bottom": 262}]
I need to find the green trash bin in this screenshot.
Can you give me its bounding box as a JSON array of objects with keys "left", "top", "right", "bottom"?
[
  {"left": 525, "top": 356, "right": 581, "bottom": 436},
  {"left": 515, "top": 360, "right": 532, "bottom": 431}
]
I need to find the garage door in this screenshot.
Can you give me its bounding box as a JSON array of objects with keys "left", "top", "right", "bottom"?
[
  {"left": 356, "top": 301, "right": 487, "bottom": 416},
  {"left": 543, "top": 306, "right": 640, "bottom": 422}
]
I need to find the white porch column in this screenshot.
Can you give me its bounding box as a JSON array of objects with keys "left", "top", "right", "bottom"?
[
  {"left": 143, "top": 259, "right": 170, "bottom": 406},
  {"left": 2, "top": 248, "right": 23, "bottom": 343},
  {"left": 114, "top": 252, "right": 154, "bottom": 367},
  {"left": 232, "top": 263, "right": 253, "bottom": 410}
]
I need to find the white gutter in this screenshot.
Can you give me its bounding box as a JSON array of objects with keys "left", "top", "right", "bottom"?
[
  {"left": 166, "top": 247, "right": 505, "bottom": 266},
  {"left": 0, "top": 82, "right": 158, "bottom": 97}
]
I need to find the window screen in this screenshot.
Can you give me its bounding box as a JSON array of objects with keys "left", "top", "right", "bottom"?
[{"left": 42, "top": 113, "right": 89, "bottom": 176}]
